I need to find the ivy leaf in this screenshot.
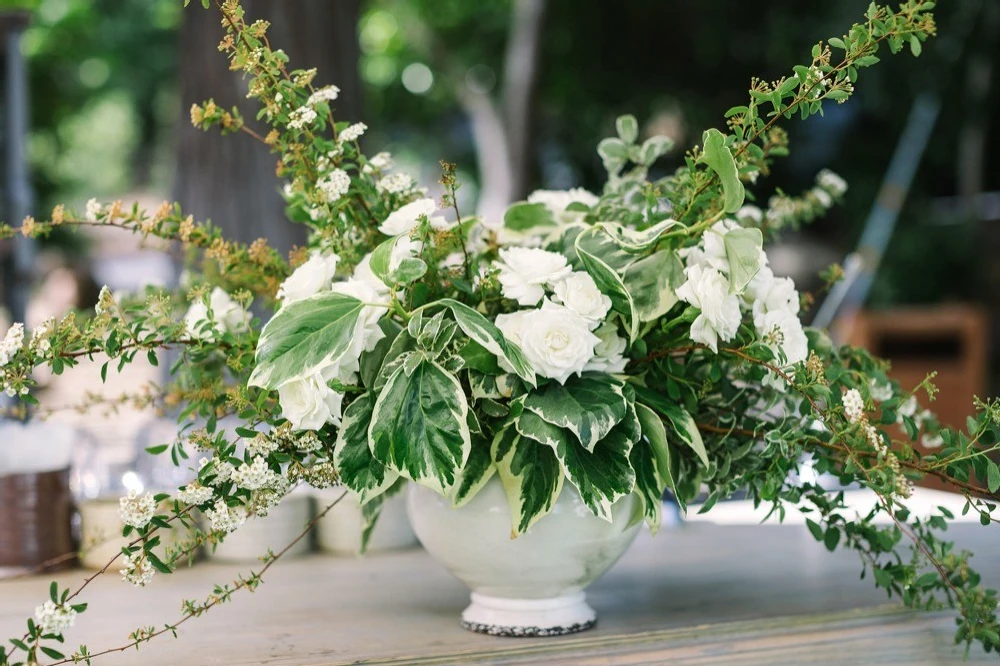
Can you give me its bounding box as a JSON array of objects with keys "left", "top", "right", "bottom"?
[
  {"left": 491, "top": 425, "right": 564, "bottom": 536},
  {"left": 335, "top": 393, "right": 400, "bottom": 505},
  {"left": 699, "top": 128, "right": 745, "bottom": 213},
  {"left": 368, "top": 359, "right": 471, "bottom": 495}
]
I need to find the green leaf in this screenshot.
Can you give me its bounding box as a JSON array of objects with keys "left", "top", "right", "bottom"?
[
  {"left": 909, "top": 35, "right": 922, "bottom": 57},
  {"left": 522, "top": 372, "right": 628, "bottom": 451},
  {"left": 335, "top": 393, "right": 400, "bottom": 504},
  {"left": 422, "top": 299, "right": 536, "bottom": 386},
  {"left": 723, "top": 227, "right": 764, "bottom": 294},
  {"left": 503, "top": 202, "right": 557, "bottom": 232},
  {"left": 635, "top": 403, "right": 676, "bottom": 496},
  {"left": 616, "top": 114, "right": 639, "bottom": 144},
  {"left": 457, "top": 340, "right": 503, "bottom": 374},
  {"left": 248, "top": 292, "right": 366, "bottom": 389},
  {"left": 451, "top": 437, "right": 496, "bottom": 507},
  {"left": 987, "top": 461, "right": 1000, "bottom": 494},
  {"left": 492, "top": 426, "right": 565, "bottom": 536},
  {"left": 638, "top": 135, "right": 674, "bottom": 165},
  {"left": 597, "top": 137, "right": 629, "bottom": 162},
  {"left": 595, "top": 220, "right": 679, "bottom": 254},
  {"left": 699, "top": 128, "right": 745, "bottom": 213},
  {"left": 575, "top": 228, "right": 639, "bottom": 342},
  {"left": 145, "top": 444, "right": 169, "bottom": 455},
  {"left": 518, "top": 408, "right": 638, "bottom": 521},
  {"left": 369, "top": 359, "right": 471, "bottom": 495},
  {"left": 49, "top": 581, "right": 58, "bottom": 603},
  {"left": 360, "top": 319, "right": 403, "bottom": 389},
  {"left": 629, "top": 434, "right": 664, "bottom": 533},
  {"left": 824, "top": 526, "right": 841, "bottom": 551},
  {"left": 41, "top": 647, "right": 66, "bottom": 660},
  {"left": 359, "top": 477, "right": 406, "bottom": 554},
  {"left": 805, "top": 518, "right": 824, "bottom": 542},
  {"left": 637, "top": 389, "right": 709, "bottom": 468},
  {"left": 623, "top": 250, "right": 681, "bottom": 322}
]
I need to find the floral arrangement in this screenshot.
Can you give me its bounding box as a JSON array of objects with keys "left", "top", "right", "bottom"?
[{"left": 2, "top": 0, "right": 1000, "bottom": 663}]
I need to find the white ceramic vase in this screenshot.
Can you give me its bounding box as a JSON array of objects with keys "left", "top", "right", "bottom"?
[
  {"left": 208, "top": 493, "right": 313, "bottom": 562},
  {"left": 407, "top": 476, "right": 641, "bottom": 637},
  {"left": 314, "top": 489, "right": 417, "bottom": 555}
]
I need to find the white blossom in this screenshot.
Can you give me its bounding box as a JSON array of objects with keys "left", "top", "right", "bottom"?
[
  {"left": 921, "top": 432, "right": 944, "bottom": 448},
  {"left": 35, "top": 600, "right": 77, "bottom": 635},
  {"left": 679, "top": 219, "right": 739, "bottom": 275},
  {"left": 118, "top": 490, "right": 156, "bottom": 529},
  {"left": 306, "top": 85, "right": 340, "bottom": 106},
  {"left": 584, "top": 322, "right": 628, "bottom": 374},
  {"left": 494, "top": 247, "right": 572, "bottom": 306},
  {"left": 746, "top": 265, "right": 800, "bottom": 327},
  {"left": 85, "top": 198, "right": 102, "bottom": 222},
  {"left": 317, "top": 169, "right": 351, "bottom": 202},
  {"left": 552, "top": 271, "right": 611, "bottom": 329},
  {"left": 757, "top": 309, "right": 809, "bottom": 373},
  {"left": 231, "top": 457, "right": 279, "bottom": 491},
  {"left": 843, "top": 389, "right": 865, "bottom": 424},
  {"left": 865, "top": 423, "right": 887, "bottom": 456},
  {"left": 205, "top": 499, "right": 248, "bottom": 534},
  {"left": 177, "top": 482, "right": 213, "bottom": 505},
  {"left": 527, "top": 188, "right": 599, "bottom": 224},
  {"left": 184, "top": 288, "right": 250, "bottom": 340},
  {"left": 817, "top": 169, "right": 848, "bottom": 197},
  {"left": 379, "top": 198, "right": 437, "bottom": 236},
  {"left": 498, "top": 300, "right": 599, "bottom": 384},
  {"left": 811, "top": 187, "right": 833, "bottom": 208},
  {"left": 869, "top": 380, "right": 894, "bottom": 402},
  {"left": 339, "top": 122, "right": 367, "bottom": 143},
  {"left": 675, "top": 264, "right": 741, "bottom": 352},
  {"left": 363, "top": 151, "right": 393, "bottom": 174},
  {"left": 0, "top": 322, "right": 25, "bottom": 366},
  {"left": 277, "top": 373, "right": 344, "bottom": 431},
  {"left": 277, "top": 252, "right": 340, "bottom": 305},
  {"left": 246, "top": 433, "right": 278, "bottom": 457},
  {"left": 388, "top": 237, "right": 423, "bottom": 274},
  {"left": 120, "top": 552, "right": 155, "bottom": 587},
  {"left": 376, "top": 173, "right": 415, "bottom": 195},
  {"left": 736, "top": 204, "right": 763, "bottom": 225},
  {"left": 288, "top": 105, "right": 318, "bottom": 130}
]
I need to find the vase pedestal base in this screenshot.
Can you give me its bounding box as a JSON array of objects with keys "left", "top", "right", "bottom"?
[{"left": 460, "top": 591, "right": 596, "bottom": 637}]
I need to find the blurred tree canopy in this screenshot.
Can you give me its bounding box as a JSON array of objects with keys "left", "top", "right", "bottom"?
[{"left": 15, "top": 0, "right": 1000, "bottom": 307}]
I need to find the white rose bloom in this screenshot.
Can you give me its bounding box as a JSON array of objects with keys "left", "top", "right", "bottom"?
[
  {"left": 495, "top": 247, "right": 572, "bottom": 306},
  {"left": 326, "top": 278, "right": 390, "bottom": 385},
  {"left": 675, "top": 264, "right": 741, "bottom": 352},
  {"left": 584, "top": 322, "right": 628, "bottom": 374},
  {"left": 277, "top": 372, "right": 344, "bottom": 431},
  {"left": 388, "top": 237, "right": 423, "bottom": 274},
  {"left": 352, "top": 253, "right": 391, "bottom": 297},
  {"left": 428, "top": 214, "right": 456, "bottom": 231},
  {"left": 746, "top": 265, "right": 800, "bottom": 327},
  {"left": 184, "top": 287, "right": 249, "bottom": 340},
  {"left": 509, "top": 301, "right": 599, "bottom": 384},
  {"left": 552, "top": 271, "right": 611, "bottom": 329},
  {"left": 276, "top": 252, "right": 340, "bottom": 305},
  {"left": 527, "top": 188, "right": 599, "bottom": 224},
  {"left": 378, "top": 198, "right": 437, "bottom": 236},
  {"left": 757, "top": 309, "right": 808, "bottom": 367},
  {"left": 679, "top": 219, "right": 738, "bottom": 274},
  {"left": 736, "top": 204, "right": 763, "bottom": 225}
]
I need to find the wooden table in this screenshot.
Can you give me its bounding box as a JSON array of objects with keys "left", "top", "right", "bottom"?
[{"left": 2, "top": 520, "right": 998, "bottom": 665}]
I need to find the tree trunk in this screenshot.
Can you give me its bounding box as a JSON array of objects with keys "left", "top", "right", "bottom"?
[{"left": 173, "top": 0, "right": 362, "bottom": 257}]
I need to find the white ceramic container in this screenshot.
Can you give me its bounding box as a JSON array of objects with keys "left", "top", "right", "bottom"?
[
  {"left": 207, "top": 493, "right": 313, "bottom": 563},
  {"left": 407, "top": 476, "right": 641, "bottom": 636},
  {"left": 314, "top": 490, "right": 417, "bottom": 555},
  {"left": 78, "top": 498, "right": 192, "bottom": 570}
]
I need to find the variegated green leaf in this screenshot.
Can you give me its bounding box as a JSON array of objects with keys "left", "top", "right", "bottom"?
[
  {"left": 575, "top": 228, "right": 639, "bottom": 342},
  {"left": 596, "top": 220, "right": 679, "bottom": 253},
  {"left": 504, "top": 201, "right": 556, "bottom": 232},
  {"left": 633, "top": 403, "right": 678, "bottom": 531},
  {"left": 700, "top": 128, "right": 745, "bottom": 213},
  {"left": 522, "top": 372, "right": 628, "bottom": 451},
  {"left": 516, "top": 408, "right": 637, "bottom": 521},
  {"left": 249, "top": 293, "right": 366, "bottom": 389},
  {"left": 360, "top": 319, "right": 403, "bottom": 389},
  {"left": 335, "top": 393, "right": 399, "bottom": 505},
  {"left": 636, "top": 389, "right": 709, "bottom": 469},
  {"left": 368, "top": 358, "right": 471, "bottom": 495},
  {"left": 451, "top": 437, "right": 496, "bottom": 507},
  {"left": 360, "top": 477, "right": 406, "bottom": 554},
  {"left": 491, "top": 426, "right": 564, "bottom": 536},
  {"left": 420, "top": 299, "right": 536, "bottom": 386},
  {"left": 622, "top": 250, "right": 682, "bottom": 322},
  {"left": 723, "top": 227, "right": 764, "bottom": 294}
]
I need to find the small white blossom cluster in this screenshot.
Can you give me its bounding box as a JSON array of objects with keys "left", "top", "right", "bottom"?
[
  {"left": 339, "top": 122, "right": 367, "bottom": 143},
  {"left": 817, "top": 169, "right": 848, "bottom": 197},
  {"left": 843, "top": 389, "right": 865, "bottom": 423},
  {"left": 183, "top": 287, "right": 250, "bottom": 341},
  {"left": 362, "top": 151, "right": 393, "bottom": 174},
  {"left": 85, "top": 197, "right": 103, "bottom": 222},
  {"left": 230, "top": 456, "right": 279, "bottom": 490},
  {"left": 288, "top": 105, "right": 318, "bottom": 131},
  {"left": 306, "top": 85, "right": 339, "bottom": 106},
  {"left": 0, "top": 322, "right": 24, "bottom": 367},
  {"left": 177, "top": 481, "right": 213, "bottom": 505},
  {"left": 119, "top": 490, "right": 156, "bottom": 529},
  {"left": 247, "top": 432, "right": 279, "bottom": 457},
  {"left": 376, "top": 172, "right": 415, "bottom": 195},
  {"left": 29, "top": 317, "right": 54, "bottom": 357},
  {"left": 492, "top": 247, "right": 625, "bottom": 384},
  {"left": 35, "top": 600, "right": 77, "bottom": 635},
  {"left": 317, "top": 169, "right": 351, "bottom": 202},
  {"left": 205, "top": 498, "right": 248, "bottom": 534},
  {"left": 121, "top": 552, "right": 155, "bottom": 587}
]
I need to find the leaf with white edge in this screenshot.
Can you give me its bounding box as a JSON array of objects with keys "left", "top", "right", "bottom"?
[
  {"left": 661, "top": 402, "right": 709, "bottom": 469},
  {"left": 522, "top": 372, "right": 628, "bottom": 451},
  {"left": 723, "top": 227, "right": 764, "bottom": 294},
  {"left": 504, "top": 202, "right": 556, "bottom": 232},
  {"left": 699, "top": 128, "right": 745, "bottom": 213},
  {"left": 368, "top": 236, "right": 397, "bottom": 284},
  {"left": 639, "top": 135, "right": 674, "bottom": 165},
  {"left": 360, "top": 319, "right": 403, "bottom": 389},
  {"left": 249, "top": 292, "right": 365, "bottom": 389},
  {"left": 616, "top": 114, "right": 638, "bottom": 144},
  {"left": 360, "top": 477, "right": 406, "bottom": 554},
  {"left": 394, "top": 257, "right": 428, "bottom": 284},
  {"left": 629, "top": 436, "right": 663, "bottom": 533},
  {"left": 334, "top": 393, "right": 399, "bottom": 505},
  {"left": 517, "top": 409, "right": 637, "bottom": 521},
  {"left": 623, "top": 250, "right": 681, "bottom": 322},
  {"left": 597, "top": 137, "right": 629, "bottom": 162},
  {"left": 575, "top": 228, "right": 639, "bottom": 342},
  {"left": 368, "top": 359, "right": 471, "bottom": 495},
  {"left": 596, "top": 220, "right": 679, "bottom": 254},
  {"left": 452, "top": 437, "right": 496, "bottom": 507},
  {"left": 423, "top": 299, "right": 536, "bottom": 386},
  {"left": 575, "top": 225, "right": 636, "bottom": 271},
  {"left": 491, "top": 425, "right": 564, "bottom": 536},
  {"left": 634, "top": 402, "right": 681, "bottom": 525}
]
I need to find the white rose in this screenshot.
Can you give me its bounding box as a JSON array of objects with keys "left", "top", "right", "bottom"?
[
  {"left": 757, "top": 309, "right": 808, "bottom": 367},
  {"left": 675, "top": 264, "right": 741, "bottom": 352},
  {"left": 276, "top": 252, "right": 340, "bottom": 305},
  {"left": 326, "top": 278, "right": 390, "bottom": 385},
  {"left": 552, "top": 271, "right": 611, "bottom": 329},
  {"left": 378, "top": 198, "right": 437, "bottom": 236},
  {"left": 184, "top": 287, "right": 249, "bottom": 340},
  {"left": 527, "top": 188, "right": 599, "bottom": 225},
  {"left": 746, "top": 266, "right": 799, "bottom": 327},
  {"left": 495, "top": 247, "right": 572, "bottom": 306},
  {"left": 510, "top": 301, "right": 599, "bottom": 384},
  {"left": 584, "top": 322, "right": 628, "bottom": 374},
  {"left": 352, "top": 253, "right": 391, "bottom": 297},
  {"left": 277, "top": 373, "right": 344, "bottom": 431}
]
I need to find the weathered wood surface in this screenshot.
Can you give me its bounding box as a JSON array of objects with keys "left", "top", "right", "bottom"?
[{"left": 2, "top": 522, "right": 997, "bottom": 665}]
